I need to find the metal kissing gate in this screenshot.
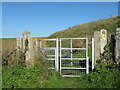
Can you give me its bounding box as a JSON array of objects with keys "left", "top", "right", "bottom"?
[{"left": 39, "top": 38, "right": 94, "bottom": 77}]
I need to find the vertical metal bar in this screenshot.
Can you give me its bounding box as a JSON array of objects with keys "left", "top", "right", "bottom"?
[
  {"left": 70, "top": 39, "right": 73, "bottom": 65},
  {"left": 86, "top": 38, "right": 89, "bottom": 74},
  {"left": 56, "top": 38, "right": 59, "bottom": 71},
  {"left": 86, "top": 38, "right": 88, "bottom": 57},
  {"left": 86, "top": 57, "right": 89, "bottom": 74},
  {"left": 92, "top": 38, "right": 95, "bottom": 70},
  {"left": 60, "top": 38, "right": 62, "bottom": 75}
]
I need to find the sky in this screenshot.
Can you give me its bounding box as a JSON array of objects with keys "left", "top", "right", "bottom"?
[{"left": 2, "top": 2, "right": 118, "bottom": 38}]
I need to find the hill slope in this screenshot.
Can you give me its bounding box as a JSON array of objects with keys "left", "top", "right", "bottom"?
[{"left": 48, "top": 16, "right": 120, "bottom": 38}]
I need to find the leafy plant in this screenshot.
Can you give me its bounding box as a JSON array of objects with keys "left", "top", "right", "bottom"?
[{"left": 2, "top": 63, "right": 43, "bottom": 88}]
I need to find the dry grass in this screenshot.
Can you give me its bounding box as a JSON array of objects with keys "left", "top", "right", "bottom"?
[{"left": 0, "top": 38, "right": 16, "bottom": 53}]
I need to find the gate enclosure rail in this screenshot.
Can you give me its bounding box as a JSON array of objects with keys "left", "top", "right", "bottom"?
[
  {"left": 60, "top": 38, "right": 89, "bottom": 77},
  {"left": 39, "top": 38, "right": 94, "bottom": 77}
]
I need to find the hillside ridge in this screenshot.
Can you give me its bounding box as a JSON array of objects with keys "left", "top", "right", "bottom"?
[{"left": 48, "top": 16, "right": 120, "bottom": 38}]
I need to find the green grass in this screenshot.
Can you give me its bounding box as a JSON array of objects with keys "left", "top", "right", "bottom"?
[
  {"left": 42, "top": 66, "right": 120, "bottom": 88},
  {"left": 0, "top": 38, "right": 16, "bottom": 40},
  {"left": 2, "top": 62, "right": 120, "bottom": 88}
]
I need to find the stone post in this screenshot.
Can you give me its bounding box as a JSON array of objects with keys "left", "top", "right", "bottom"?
[
  {"left": 94, "top": 31, "right": 101, "bottom": 64},
  {"left": 115, "top": 28, "right": 120, "bottom": 64},
  {"left": 100, "top": 29, "right": 107, "bottom": 53},
  {"left": 22, "top": 31, "right": 33, "bottom": 67},
  {"left": 94, "top": 29, "right": 107, "bottom": 64}
]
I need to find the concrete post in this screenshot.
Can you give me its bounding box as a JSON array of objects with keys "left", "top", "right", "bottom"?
[
  {"left": 22, "top": 31, "right": 32, "bottom": 67},
  {"left": 115, "top": 28, "right": 120, "bottom": 64},
  {"left": 100, "top": 29, "right": 107, "bottom": 53},
  {"left": 94, "top": 31, "right": 100, "bottom": 64},
  {"left": 94, "top": 29, "right": 107, "bottom": 64}
]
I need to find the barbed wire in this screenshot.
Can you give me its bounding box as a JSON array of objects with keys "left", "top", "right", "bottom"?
[{"left": 2, "top": 32, "right": 22, "bottom": 38}]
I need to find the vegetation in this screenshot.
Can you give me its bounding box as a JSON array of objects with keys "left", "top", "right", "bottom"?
[
  {"left": 2, "top": 64, "right": 43, "bottom": 88},
  {"left": 2, "top": 43, "right": 120, "bottom": 88},
  {"left": 49, "top": 16, "right": 120, "bottom": 38},
  {"left": 42, "top": 43, "right": 120, "bottom": 88}
]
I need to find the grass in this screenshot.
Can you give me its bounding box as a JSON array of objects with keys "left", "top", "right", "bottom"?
[
  {"left": 2, "top": 57, "right": 120, "bottom": 88},
  {"left": 1, "top": 38, "right": 16, "bottom": 53},
  {"left": 0, "top": 38, "right": 16, "bottom": 40},
  {"left": 48, "top": 16, "right": 119, "bottom": 39},
  {"left": 42, "top": 66, "right": 120, "bottom": 88}
]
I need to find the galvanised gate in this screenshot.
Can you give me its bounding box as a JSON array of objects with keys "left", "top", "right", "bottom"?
[{"left": 39, "top": 38, "right": 94, "bottom": 77}]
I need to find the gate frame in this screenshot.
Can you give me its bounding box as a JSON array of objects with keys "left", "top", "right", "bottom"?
[
  {"left": 39, "top": 38, "right": 95, "bottom": 77},
  {"left": 59, "top": 38, "right": 89, "bottom": 77},
  {"left": 39, "top": 38, "right": 59, "bottom": 71}
]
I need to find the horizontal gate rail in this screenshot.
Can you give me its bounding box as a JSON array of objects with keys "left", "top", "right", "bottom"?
[
  {"left": 60, "top": 38, "right": 87, "bottom": 40},
  {"left": 45, "top": 55, "right": 55, "bottom": 57},
  {"left": 40, "top": 48, "right": 56, "bottom": 50},
  {"left": 61, "top": 58, "right": 86, "bottom": 60},
  {"left": 62, "top": 75, "right": 80, "bottom": 77},
  {"left": 60, "top": 48, "right": 86, "bottom": 50},
  {"left": 48, "top": 67, "right": 55, "bottom": 69},
  {"left": 61, "top": 67, "right": 86, "bottom": 69},
  {"left": 39, "top": 39, "right": 57, "bottom": 41},
  {"left": 45, "top": 58, "right": 55, "bottom": 60}
]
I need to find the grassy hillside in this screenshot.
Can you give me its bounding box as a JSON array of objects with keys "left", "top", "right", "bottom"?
[{"left": 48, "top": 16, "right": 120, "bottom": 38}]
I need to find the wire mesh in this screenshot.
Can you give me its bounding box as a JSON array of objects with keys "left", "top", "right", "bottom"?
[
  {"left": 39, "top": 39, "right": 57, "bottom": 70},
  {"left": 40, "top": 49, "right": 55, "bottom": 69},
  {"left": 60, "top": 38, "right": 88, "bottom": 76}
]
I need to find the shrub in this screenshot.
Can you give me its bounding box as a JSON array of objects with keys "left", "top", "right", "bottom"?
[{"left": 2, "top": 64, "right": 43, "bottom": 88}]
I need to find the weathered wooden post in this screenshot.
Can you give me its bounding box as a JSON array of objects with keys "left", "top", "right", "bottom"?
[{"left": 115, "top": 28, "right": 120, "bottom": 64}]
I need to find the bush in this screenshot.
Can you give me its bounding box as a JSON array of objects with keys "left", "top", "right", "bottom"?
[
  {"left": 2, "top": 64, "right": 43, "bottom": 88},
  {"left": 76, "top": 66, "right": 120, "bottom": 88}
]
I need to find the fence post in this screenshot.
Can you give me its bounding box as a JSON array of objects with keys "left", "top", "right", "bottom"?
[
  {"left": 115, "top": 28, "right": 120, "bottom": 64},
  {"left": 22, "top": 31, "right": 33, "bottom": 67},
  {"left": 100, "top": 29, "right": 107, "bottom": 53},
  {"left": 110, "top": 35, "right": 116, "bottom": 61},
  {"left": 94, "top": 31, "right": 100, "bottom": 64},
  {"left": 94, "top": 29, "right": 107, "bottom": 64}
]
